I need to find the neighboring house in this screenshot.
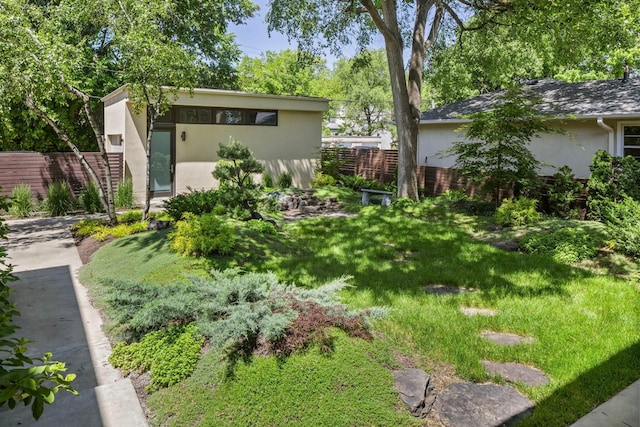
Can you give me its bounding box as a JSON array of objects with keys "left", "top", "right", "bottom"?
[
  {"left": 102, "top": 87, "right": 329, "bottom": 201},
  {"left": 321, "top": 135, "right": 384, "bottom": 150},
  {"left": 419, "top": 77, "right": 640, "bottom": 179}
]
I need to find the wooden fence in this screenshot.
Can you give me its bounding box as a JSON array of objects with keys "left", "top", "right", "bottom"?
[
  {"left": 322, "top": 148, "right": 588, "bottom": 209},
  {"left": 0, "top": 152, "right": 123, "bottom": 199},
  {"left": 322, "top": 148, "right": 472, "bottom": 196}
]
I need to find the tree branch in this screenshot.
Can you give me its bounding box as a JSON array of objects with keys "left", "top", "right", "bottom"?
[{"left": 359, "top": 0, "right": 393, "bottom": 41}]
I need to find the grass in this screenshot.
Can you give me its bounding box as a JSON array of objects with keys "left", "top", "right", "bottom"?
[{"left": 80, "top": 197, "right": 640, "bottom": 426}]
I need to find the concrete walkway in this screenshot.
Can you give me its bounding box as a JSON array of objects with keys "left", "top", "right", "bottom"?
[
  {"left": 1, "top": 216, "right": 148, "bottom": 427},
  {"left": 570, "top": 379, "right": 640, "bottom": 427}
]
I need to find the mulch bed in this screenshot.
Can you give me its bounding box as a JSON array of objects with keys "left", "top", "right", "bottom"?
[{"left": 73, "top": 234, "right": 114, "bottom": 265}]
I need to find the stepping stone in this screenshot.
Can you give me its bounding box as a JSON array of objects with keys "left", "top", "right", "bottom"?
[
  {"left": 492, "top": 241, "right": 519, "bottom": 251},
  {"left": 480, "top": 331, "right": 535, "bottom": 346},
  {"left": 435, "top": 382, "right": 534, "bottom": 427},
  {"left": 482, "top": 361, "right": 549, "bottom": 386},
  {"left": 460, "top": 307, "right": 497, "bottom": 316},
  {"left": 424, "top": 285, "right": 476, "bottom": 295},
  {"left": 394, "top": 368, "right": 436, "bottom": 418}
]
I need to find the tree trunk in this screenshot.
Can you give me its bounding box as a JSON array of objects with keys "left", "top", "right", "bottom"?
[
  {"left": 144, "top": 106, "right": 155, "bottom": 220},
  {"left": 66, "top": 85, "right": 118, "bottom": 225},
  {"left": 380, "top": 0, "right": 420, "bottom": 200},
  {"left": 25, "top": 95, "right": 114, "bottom": 220}
]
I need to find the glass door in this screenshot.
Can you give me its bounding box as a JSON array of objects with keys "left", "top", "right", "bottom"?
[{"left": 150, "top": 129, "right": 174, "bottom": 197}]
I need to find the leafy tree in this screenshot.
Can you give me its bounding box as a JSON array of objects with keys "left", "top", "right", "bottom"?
[
  {"left": 238, "top": 49, "right": 328, "bottom": 96},
  {"left": 332, "top": 49, "right": 394, "bottom": 137},
  {"left": 0, "top": 194, "right": 77, "bottom": 420},
  {"left": 266, "top": 0, "right": 639, "bottom": 200},
  {"left": 426, "top": 2, "right": 640, "bottom": 104},
  {"left": 441, "top": 88, "right": 566, "bottom": 206},
  {"left": 212, "top": 139, "right": 265, "bottom": 218},
  {"left": 0, "top": 0, "right": 256, "bottom": 222}
]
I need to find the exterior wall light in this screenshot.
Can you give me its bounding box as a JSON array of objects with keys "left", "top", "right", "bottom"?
[{"left": 181, "top": 131, "right": 186, "bottom": 141}]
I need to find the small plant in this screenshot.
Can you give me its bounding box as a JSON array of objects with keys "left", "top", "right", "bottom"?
[
  {"left": 71, "top": 218, "right": 108, "bottom": 237},
  {"left": 169, "top": 213, "right": 236, "bottom": 257},
  {"left": 317, "top": 147, "right": 346, "bottom": 179},
  {"left": 78, "top": 181, "right": 104, "bottom": 214},
  {"left": 245, "top": 219, "right": 278, "bottom": 235},
  {"left": 277, "top": 171, "right": 293, "bottom": 189},
  {"left": 115, "top": 178, "right": 135, "bottom": 209},
  {"left": 494, "top": 197, "right": 541, "bottom": 227},
  {"left": 262, "top": 174, "right": 274, "bottom": 188},
  {"left": 42, "top": 181, "right": 75, "bottom": 217},
  {"left": 110, "top": 324, "right": 204, "bottom": 392},
  {"left": 520, "top": 227, "right": 599, "bottom": 263},
  {"left": 436, "top": 189, "right": 469, "bottom": 202},
  {"left": 548, "top": 166, "right": 583, "bottom": 219},
  {"left": 163, "top": 188, "right": 219, "bottom": 222},
  {"left": 312, "top": 173, "right": 337, "bottom": 187},
  {"left": 391, "top": 197, "right": 418, "bottom": 209},
  {"left": 8, "top": 183, "right": 36, "bottom": 218}
]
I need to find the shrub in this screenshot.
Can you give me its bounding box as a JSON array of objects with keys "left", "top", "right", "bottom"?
[
  {"left": 602, "top": 197, "right": 640, "bottom": 258},
  {"left": 169, "top": 213, "right": 236, "bottom": 257},
  {"left": 245, "top": 219, "right": 278, "bottom": 235},
  {"left": 95, "top": 270, "right": 385, "bottom": 365},
  {"left": 548, "top": 166, "right": 583, "bottom": 219},
  {"left": 277, "top": 172, "right": 293, "bottom": 189},
  {"left": 587, "top": 150, "right": 640, "bottom": 221},
  {"left": 163, "top": 188, "right": 219, "bottom": 222},
  {"left": 92, "top": 222, "right": 149, "bottom": 241},
  {"left": 494, "top": 197, "right": 541, "bottom": 227},
  {"left": 338, "top": 174, "right": 387, "bottom": 191},
  {"left": 78, "top": 181, "right": 104, "bottom": 214},
  {"left": 212, "top": 139, "right": 264, "bottom": 219},
  {"left": 262, "top": 174, "right": 274, "bottom": 188},
  {"left": 42, "top": 181, "right": 75, "bottom": 216},
  {"left": 110, "top": 324, "right": 204, "bottom": 392},
  {"left": 312, "top": 173, "right": 337, "bottom": 187},
  {"left": 317, "top": 147, "right": 346, "bottom": 179},
  {"left": 115, "top": 178, "right": 135, "bottom": 209},
  {"left": 520, "top": 227, "right": 599, "bottom": 263},
  {"left": 71, "top": 218, "right": 108, "bottom": 237},
  {"left": 9, "top": 183, "right": 36, "bottom": 218}
]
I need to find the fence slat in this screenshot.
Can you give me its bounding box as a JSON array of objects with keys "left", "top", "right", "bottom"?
[{"left": 0, "top": 152, "right": 123, "bottom": 199}]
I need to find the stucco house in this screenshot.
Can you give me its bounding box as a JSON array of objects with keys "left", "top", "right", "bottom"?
[
  {"left": 418, "top": 77, "right": 640, "bottom": 180},
  {"left": 102, "top": 87, "right": 329, "bottom": 201}
]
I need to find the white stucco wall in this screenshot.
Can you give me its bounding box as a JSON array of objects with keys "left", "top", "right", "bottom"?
[
  {"left": 418, "top": 118, "right": 615, "bottom": 179},
  {"left": 102, "top": 87, "right": 327, "bottom": 202},
  {"left": 174, "top": 109, "right": 322, "bottom": 193}
]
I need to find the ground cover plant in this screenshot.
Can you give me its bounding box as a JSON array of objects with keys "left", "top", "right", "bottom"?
[{"left": 79, "top": 191, "right": 640, "bottom": 426}]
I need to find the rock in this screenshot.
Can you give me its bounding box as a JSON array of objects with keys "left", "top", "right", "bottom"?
[
  {"left": 147, "top": 219, "right": 170, "bottom": 230},
  {"left": 435, "top": 382, "right": 534, "bottom": 427},
  {"left": 394, "top": 368, "right": 436, "bottom": 418},
  {"left": 480, "top": 331, "right": 535, "bottom": 346},
  {"left": 424, "top": 285, "right": 476, "bottom": 295},
  {"left": 460, "top": 307, "right": 497, "bottom": 316},
  {"left": 486, "top": 225, "right": 504, "bottom": 232},
  {"left": 481, "top": 361, "right": 549, "bottom": 386},
  {"left": 492, "top": 241, "right": 519, "bottom": 251}
]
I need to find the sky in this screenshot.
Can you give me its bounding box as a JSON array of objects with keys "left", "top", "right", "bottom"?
[{"left": 228, "top": 0, "right": 385, "bottom": 67}]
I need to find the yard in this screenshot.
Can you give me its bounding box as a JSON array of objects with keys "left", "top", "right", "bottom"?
[{"left": 78, "top": 189, "right": 640, "bottom": 426}]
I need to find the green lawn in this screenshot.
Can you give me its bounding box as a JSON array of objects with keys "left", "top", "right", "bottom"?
[{"left": 80, "top": 201, "right": 640, "bottom": 426}]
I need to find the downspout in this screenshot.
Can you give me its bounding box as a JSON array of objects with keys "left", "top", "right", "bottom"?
[{"left": 597, "top": 117, "right": 615, "bottom": 155}]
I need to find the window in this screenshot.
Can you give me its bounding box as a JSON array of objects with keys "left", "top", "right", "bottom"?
[
  {"left": 108, "top": 134, "right": 123, "bottom": 153},
  {"left": 176, "top": 107, "right": 277, "bottom": 126},
  {"left": 623, "top": 124, "right": 640, "bottom": 160}
]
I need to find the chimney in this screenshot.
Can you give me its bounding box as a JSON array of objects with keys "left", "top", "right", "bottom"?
[{"left": 623, "top": 63, "right": 630, "bottom": 83}]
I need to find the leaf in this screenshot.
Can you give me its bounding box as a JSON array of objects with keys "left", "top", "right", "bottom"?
[{"left": 32, "top": 397, "right": 44, "bottom": 420}]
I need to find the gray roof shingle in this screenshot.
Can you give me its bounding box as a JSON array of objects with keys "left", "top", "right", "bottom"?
[{"left": 420, "top": 78, "right": 640, "bottom": 121}]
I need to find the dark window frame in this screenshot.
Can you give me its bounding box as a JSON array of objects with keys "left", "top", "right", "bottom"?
[{"left": 173, "top": 106, "right": 278, "bottom": 126}]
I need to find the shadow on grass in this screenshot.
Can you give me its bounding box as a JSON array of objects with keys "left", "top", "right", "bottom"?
[
  {"left": 260, "top": 207, "right": 593, "bottom": 305},
  {"left": 521, "top": 340, "right": 640, "bottom": 426}
]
